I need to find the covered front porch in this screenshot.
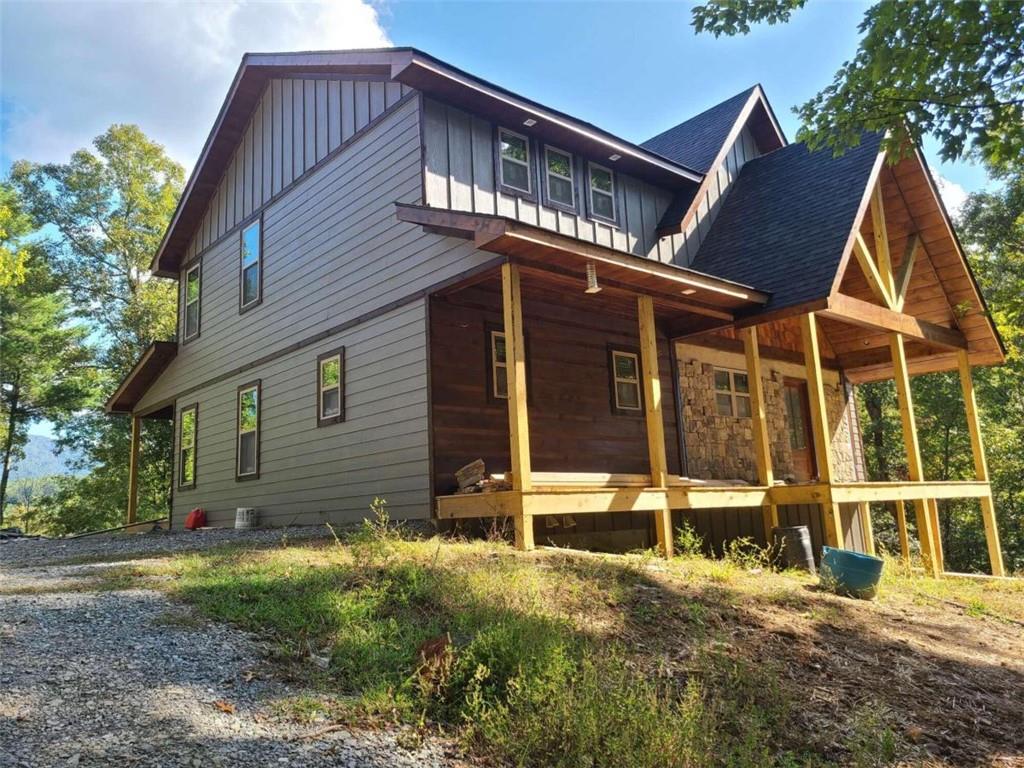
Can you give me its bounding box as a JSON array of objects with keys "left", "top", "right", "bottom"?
[{"left": 402, "top": 152, "right": 1006, "bottom": 577}]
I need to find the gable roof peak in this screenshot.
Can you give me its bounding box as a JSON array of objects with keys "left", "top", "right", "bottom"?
[{"left": 641, "top": 84, "right": 788, "bottom": 177}]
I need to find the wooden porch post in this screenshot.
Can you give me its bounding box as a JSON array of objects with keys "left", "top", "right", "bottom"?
[
  {"left": 501, "top": 262, "right": 534, "bottom": 551},
  {"left": 957, "top": 350, "right": 1005, "bottom": 576},
  {"left": 741, "top": 326, "right": 778, "bottom": 544},
  {"left": 894, "top": 501, "right": 911, "bottom": 564},
  {"left": 799, "top": 313, "right": 844, "bottom": 548},
  {"left": 890, "top": 332, "right": 940, "bottom": 576},
  {"left": 638, "top": 295, "right": 674, "bottom": 558},
  {"left": 927, "top": 499, "right": 945, "bottom": 572},
  {"left": 858, "top": 501, "right": 876, "bottom": 556},
  {"left": 127, "top": 414, "right": 141, "bottom": 525}
]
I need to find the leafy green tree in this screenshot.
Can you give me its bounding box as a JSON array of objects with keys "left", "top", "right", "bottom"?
[
  {"left": 0, "top": 218, "right": 93, "bottom": 524},
  {"left": 692, "top": 0, "right": 1024, "bottom": 166},
  {"left": 960, "top": 169, "right": 1024, "bottom": 573},
  {"left": 10, "top": 125, "right": 184, "bottom": 531},
  {"left": 0, "top": 184, "right": 34, "bottom": 289}
]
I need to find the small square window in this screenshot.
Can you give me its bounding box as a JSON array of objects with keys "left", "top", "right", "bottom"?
[
  {"left": 610, "top": 349, "right": 642, "bottom": 414},
  {"left": 712, "top": 367, "right": 751, "bottom": 419},
  {"left": 498, "top": 128, "right": 532, "bottom": 194},
  {"left": 716, "top": 393, "right": 734, "bottom": 417}
]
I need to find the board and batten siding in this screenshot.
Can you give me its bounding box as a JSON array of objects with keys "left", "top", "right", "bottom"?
[
  {"left": 671, "top": 124, "right": 762, "bottom": 268},
  {"left": 183, "top": 77, "right": 414, "bottom": 261},
  {"left": 421, "top": 98, "right": 685, "bottom": 262},
  {"left": 171, "top": 300, "right": 431, "bottom": 527},
  {"left": 138, "top": 94, "right": 494, "bottom": 412}
]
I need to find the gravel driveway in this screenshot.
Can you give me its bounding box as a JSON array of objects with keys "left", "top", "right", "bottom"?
[{"left": 0, "top": 529, "right": 468, "bottom": 768}]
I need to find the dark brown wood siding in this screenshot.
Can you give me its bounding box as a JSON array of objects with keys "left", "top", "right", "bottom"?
[
  {"left": 429, "top": 277, "right": 868, "bottom": 557},
  {"left": 429, "top": 277, "right": 681, "bottom": 495}
]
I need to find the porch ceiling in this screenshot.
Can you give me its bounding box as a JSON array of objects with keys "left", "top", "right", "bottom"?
[
  {"left": 827, "top": 153, "right": 1004, "bottom": 382},
  {"left": 395, "top": 203, "right": 769, "bottom": 327}
]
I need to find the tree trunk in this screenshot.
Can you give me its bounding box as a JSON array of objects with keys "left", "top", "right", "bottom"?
[{"left": 0, "top": 382, "right": 21, "bottom": 527}]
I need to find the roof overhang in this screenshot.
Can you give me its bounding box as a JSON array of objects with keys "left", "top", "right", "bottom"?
[
  {"left": 151, "top": 47, "right": 703, "bottom": 279},
  {"left": 396, "top": 203, "right": 769, "bottom": 321},
  {"left": 391, "top": 52, "right": 704, "bottom": 188},
  {"left": 105, "top": 341, "right": 178, "bottom": 415},
  {"left": 727, "top": 142, "right": 1005, "bottom": 383}
]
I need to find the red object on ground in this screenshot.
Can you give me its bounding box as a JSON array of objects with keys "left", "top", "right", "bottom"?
[{"left": 184, "top": 508, "right": 206, "bottom": 530}]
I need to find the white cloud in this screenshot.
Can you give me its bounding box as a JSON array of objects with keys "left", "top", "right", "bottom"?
[
  {"left": 1, "top": 1, "right": 391, "bottom": 172},
  {"left": 931, "top": 171, "right": 968, "bottom": 219}
]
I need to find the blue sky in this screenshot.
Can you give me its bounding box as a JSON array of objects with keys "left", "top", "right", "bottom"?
[
  {"left": 2, "top": 0, "right": 986, "bottom": 196},
  {"left": 2, "top": 0, "right": 986, "bottom": 437}
]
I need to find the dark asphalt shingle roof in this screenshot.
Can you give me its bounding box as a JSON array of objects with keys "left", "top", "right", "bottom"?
[
  {"left": 641, "top": 87, "right": 757, "bottom": 173},
  {"left": 691, "top": 132, "right": 884, "bottom": 313}
]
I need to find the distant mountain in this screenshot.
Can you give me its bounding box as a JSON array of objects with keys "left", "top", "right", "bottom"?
[{"left": 9, "top": 434, "right": 86, "bottom": 481}]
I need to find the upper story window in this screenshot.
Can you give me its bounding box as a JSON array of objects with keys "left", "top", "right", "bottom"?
[
  {"left": 544, "top": 146, "right": 575, "bottom": 210},
  {"left": 178, "top": 404, "right": 197, "bottom": 489},
  {"left": 610, "top": 349, "right": 642, "bottom": 414},
  {"left": 317, "top": 348, "right": 345, "bottom": 426},
  {"left": 498, "top": 128, "right": 532, "bottom": 195},
  {"left": 237, "top": 381, "right": 261, "bottom": 479},
  {"left": 714, "top": 368, "right": 751, "bottom": 418},
  {"left": 183, "top": 262, "right": 201, "bottom": 342},
  {"left": 240, "top": 218, "right": 262, "bottom": 312},
  {"left": 588, "top": 163, "right": 617, "bottom": 224}
]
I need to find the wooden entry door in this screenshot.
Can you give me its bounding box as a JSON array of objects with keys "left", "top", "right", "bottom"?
[{"left": 783, "top": 378, "right": 817, "bottom": 481}]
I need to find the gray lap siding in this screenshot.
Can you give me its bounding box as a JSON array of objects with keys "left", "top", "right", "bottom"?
[
  {"left": 171, "top": 300, "right": 431, "bottom": 528},
  {"left": 141, "top": 92, "right": 499, "bottom": 528}
]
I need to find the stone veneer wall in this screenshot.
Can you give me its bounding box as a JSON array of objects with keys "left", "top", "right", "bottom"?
[{"left": 677, "top": 344, "right": 861, "bottom": 484}]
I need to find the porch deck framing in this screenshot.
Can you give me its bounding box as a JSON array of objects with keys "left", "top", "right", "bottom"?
[{"left": 436, "top": 479, "right": 992, "bottom": 521}]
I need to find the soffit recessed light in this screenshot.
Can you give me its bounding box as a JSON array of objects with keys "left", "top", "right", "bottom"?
[
  {"left": 608, "top": 154, "right": 621, "bottom": 162},
  {"left": 681, "top": 288, "right": 697, "bottom": 295},
  {"left": 523, "top": 118, "right": 537, "bottom": 127}
]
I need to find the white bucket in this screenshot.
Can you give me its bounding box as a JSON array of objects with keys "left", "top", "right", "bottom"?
[{"left": 235, "top": 507, "right": 257, "bottom": 530}]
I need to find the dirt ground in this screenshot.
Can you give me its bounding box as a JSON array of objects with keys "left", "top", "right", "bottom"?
[{"left": 619, "top": 556, "right": 1024, "bottom": 767}]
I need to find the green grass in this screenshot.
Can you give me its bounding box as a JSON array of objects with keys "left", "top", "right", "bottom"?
[
  {"left": 156, "top": 524, "right": 823, "bottom": 768},
  {"left": 124, "top": 512, "right": 1024, "bottom": 767}
]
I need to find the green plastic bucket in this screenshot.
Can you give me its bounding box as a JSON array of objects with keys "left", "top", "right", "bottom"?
[{"left": 819, "top": 546, "right": 884, "bottom": 599}]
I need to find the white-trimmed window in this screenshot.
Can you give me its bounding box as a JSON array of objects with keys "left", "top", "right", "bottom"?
[
  {"left": 317, "top": 348, "right": 345, "bottom": 426},
  {"left": 490, "top": 330, "right": 508, "bottom": 400},
  {"left": 183, "top": 262, "right": 201, "bottom": 341},
  {"left": 544, "top": 146, "right": 575, "bottom": 209},
  {"left": 498, "top": 128, "right": 532, "bottom": 194},
  {"left": 611, "top": 349, "right": 642, "bottom": 413},
  {"left": 178, "top": 404, "right": 197, "bottom": 489},
  {"left": 714, "top": 368, "right": 751, "bottom": 417},
  {"left": 588, "top": 163, "right": 617, "bottom": 223},
  {"left": 236, "top": 381, "right": 260, "bottom": 479},
  {"left": 240, "top": 218, "right": 261, "bottom": 310}
]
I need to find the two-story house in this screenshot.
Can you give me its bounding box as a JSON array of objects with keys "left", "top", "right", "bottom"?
[{"left": 107, "top": 48, "right": 1007, "bottom": 576}]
